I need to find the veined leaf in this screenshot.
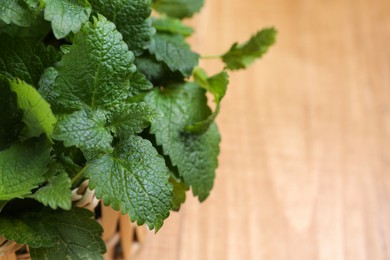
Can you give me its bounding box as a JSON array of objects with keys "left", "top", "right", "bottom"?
[
  {"left": 51, "top": 15, "right": 136, "bottom": 111},
  {"left": 34, "top": 172, "right": 72, "bottom": 210},
  {"left": 44, "top": 0, "right": 91, "bottom": 39},
  {"left": 145, "top": 83, "right": 220, "bottom": 201},
  {"left": 107, "top": 103, "right": 157, "bottom": 139},
  {"left": 222, "top": 28, "right": 277, "bottom": 70},
  {"left": 86, "top": 136, "right": 172, "bottom": 231},
  {"left": 0, "top": 140, "right": 51, "bottom": 200},
  {"left": 148, "top": 33, "right": 199, "bottom": 77},
  {"left": 89, "top": 0, "right": 155, "bottom": 55},
  {"left": 0, "top": 0, "right": 34, "bottom": 26},
  {"left": 185, "top": 68, "right": 228, "bottom": 134},
  {"left": 0, "top": 34, "right": 59, "bottom": 86},
  {"left": 0, "top": 207, "right": 105, "bottom": 259},
  {"left": 52, "top": 109, "right": 113, "bottom": 158}
]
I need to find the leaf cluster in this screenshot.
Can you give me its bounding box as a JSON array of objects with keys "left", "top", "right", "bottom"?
[{"left": 0, "top": 0, "right": 276, "bottom": 258}]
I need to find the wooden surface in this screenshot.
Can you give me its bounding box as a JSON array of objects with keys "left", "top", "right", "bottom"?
[{"left": 138, "top": 0, "right": 390, "bottom": 259}]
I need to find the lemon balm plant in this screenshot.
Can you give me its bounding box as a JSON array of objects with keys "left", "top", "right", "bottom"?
[{"left": 0, "top": 0, "right": 275, "bottom": 258}]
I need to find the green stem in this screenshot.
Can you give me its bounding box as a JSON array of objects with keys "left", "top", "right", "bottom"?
[
  {"left": 71, "top": 166, "right": 87, "bottom": 186},
  {"left": 201, "top": 54, "right": 223, "bottom": 59}
]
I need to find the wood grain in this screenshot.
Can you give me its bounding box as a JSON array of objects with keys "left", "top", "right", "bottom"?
[{"left": 137, "top": 0, "right": 390, "bottom": 259}]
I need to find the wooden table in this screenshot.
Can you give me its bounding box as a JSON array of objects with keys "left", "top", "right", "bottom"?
[{"left": 137, "top": 0, "right": 390, "bottom": 259}]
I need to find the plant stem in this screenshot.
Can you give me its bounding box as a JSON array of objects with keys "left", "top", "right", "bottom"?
[
  {"left": 201, "top": 54, "right": 223, "bottom": 59},
  {"left": 71, "top": 166, "right": 87, "bottom": 186}
]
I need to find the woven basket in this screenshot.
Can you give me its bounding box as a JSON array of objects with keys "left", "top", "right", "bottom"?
[{"left": 0, "top": 180, "right": 147, "bottom": 260}]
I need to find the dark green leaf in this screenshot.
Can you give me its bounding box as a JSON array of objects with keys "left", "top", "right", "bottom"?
[
  {"left": 89, "top": 0, "right": 154, "bottom": 55},
  {"left": 107, "top": 103, "right": 157, "bottom": 139},
  {"left": 34, "top": 172, "right": 72, "bottom": 210},
  {"left": 0, "top": 34, "right": 59, "bottom": 86},
  {"left": 52, "top": 109, "right": 113, "bottom": 158},
  {"left": 152, "top": 0, "right": 204, "bottom": 19},
  {"left": 148, "top": 33, "right": 199, "bottom": 77},
  {"left": 134, "top": 54, "right": 184, "bottom": 85},
  {"left": 145, "top": 83, "right": 220, "bottom": 201},
  {"left": 0, "top": 14, "right": 51, "bottom": 42},
  {"left": 0, "top": 207, "right": 105, "bottom": 259},
  {"left": 0, "top": 77, "right": 23, "bottom": 150},
  {"left": 86, "top": 136, "right": 173, "bottom": 230},
  {"left": 129, "top": 71, "right": 153, "bottom": 97},
  {"left": 170, "top": 177, "right": 187, "bottom": 211},
  {"left": 222, "top": 28, "right": 277, "bottom": 70},
  {"left": 50, "top": 15, "right": 136, "bottom": 111},
  {"left": 44, "top": 0, "right": 92, "bottom": 39},
  {"left": 0, "top": 140, "right": 51, "bottom": 200},
  {"left": 185, "top": 68, "right": 228, "bottom": 134}
]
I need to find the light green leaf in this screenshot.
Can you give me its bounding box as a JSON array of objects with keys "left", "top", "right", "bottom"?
[
  {"left": 148, "top": 33, "right": 199, "bottom": 77},
  {"left": 152, "top": 0, "right": 204, "bottom": 19},
  {"left": 89, "top": 0, "right": 155, "bottom": 55},
  {"left": 0, "top": 207, "right": 105, "bottom": 259},
  {"left": 10, "top": 78, "right": 57, "bottom": 139},
  {"left": 50, "top": 15, "right": 136, "bottom": 111},
  {"left": 0, "top": 140, "right": 51, "bottom": 200},
  {"left": 145, "top": 83, "right": 220, "bottom": 201},
  {"left": 222, "top": 28, "right": 277, "bottom": 70},
  {"left": 152, "top": 16, "right": 193, "bottom": 36},
  {"left": 34, "top": 172, "right": 72, "bottom": 210},
  {"left": 0, "top": 0, "right": 34, "bottom": 26},
  {"left": 52, "top": 109, "right": 113, "bottom": 158},
  {"left": 108, "top": 103, "right": 157, "bottom": 139},
  {"left": 0, "top": 34, "right": 59, "bottom": 86},
  {"left": 86, "top": 135, "right": 173, "bottom": 231},
  {"left": 185, "top": 68, "right": 228, "bottom": 134},
  {"left": 44, "top": 0, "right": 91, "bottom": 39}
]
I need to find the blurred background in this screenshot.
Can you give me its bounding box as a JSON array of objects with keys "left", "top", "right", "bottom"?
[{"left": 138, "top": 0, "right": 390, "bottom": 259}]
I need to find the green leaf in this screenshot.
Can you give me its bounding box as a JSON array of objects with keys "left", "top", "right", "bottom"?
[
  {"left": 44, "top": 0, "right": 92, "bottom": 39},
  {"left": 148, "top": 33, "right": 199, "bottom": 77},
  {"left": 134, "top": 54, "right": 184, "bottom": 85},
  {"left": 152, "top": 0, "right": 204, "bottom": 19},
  {"left": 86, "top": 135, "right": 173, "bottom": 231},
  {"left": 129, "top": 71, "right": 153, "bottom": 97},
  {"left": 152, "top": 16, "right": 193, "bottom": 36},
  {"left": 0, "top": 207, "right": 105, "bottom": 259},
  {"left": 222, "top": 28, "right": 277, "bottom": 70},
  {"left": 34, "top": 172, "right": 72, "bottom": 210},
  {"left": 107, "top": 103, "right": 157, "bottom": 139},
  {"left": 0, "top": 140, "right": 51, "bottom": 200},
  {"left": 10, "top": 78, "right": 57, "bottom": 139},
  {"left": 170, "top": 177, "right": 187, "bottom": 211},
  {"left": 89, "top": 0, "right": 155, "bottom": 55},
  {"left": 0, "top": 0, "right": 34, "bottom": 26},
  {"left": 0, "top": 34, "right": 59, "bottom": 86},
  {"left": 145, "top": 83, "right": 220, "bottom": 201},
  {"left": 50, "top": 15, "right": 136, "bottom": 111},
  {"left": 185, "top": 68, "right": 228, "bottom": 134},
  {"left": 0, "top": 77, "right": 23, "bottom": 150},
  {"left": 52, "top": 109, "right": 113, "bottom": 158},
  {"left": 0, "top": 14, "right": 51, "bottom": 42}
]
